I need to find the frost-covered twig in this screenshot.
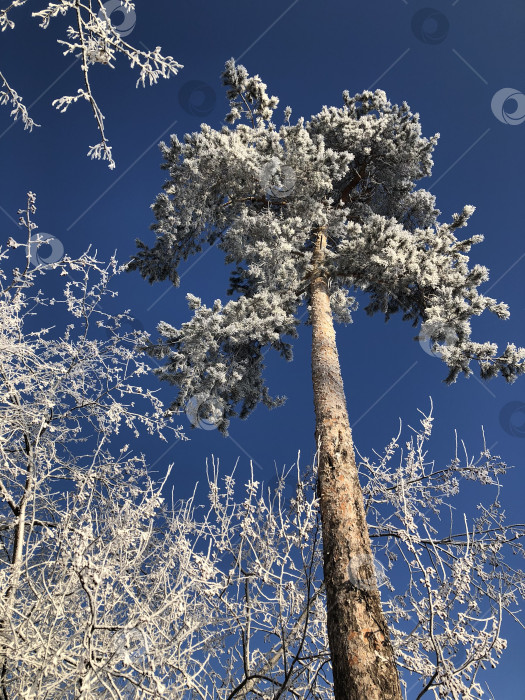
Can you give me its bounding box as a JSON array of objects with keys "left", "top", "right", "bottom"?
[
  {"left": 358, "top": 402, "right": 521, "bottom": 699},
  {"left": 0, "top": 68, "right": 39, "bottom": 131},
  {"left": 1, "top": 1, "right": 182, "bottom": 167}
]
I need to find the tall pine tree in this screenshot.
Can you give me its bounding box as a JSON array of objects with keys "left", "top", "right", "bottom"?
[{"left": 129, "top": 60, "right": 525, "bottom": 699}]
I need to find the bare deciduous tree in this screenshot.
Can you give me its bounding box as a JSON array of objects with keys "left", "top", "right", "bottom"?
[{"left": 1, "top": 195, "right": 523, "bottom": 699}]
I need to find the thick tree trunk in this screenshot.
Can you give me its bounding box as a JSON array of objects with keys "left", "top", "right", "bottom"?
[{"left": 310, "top": 231, "right": 402, "bottom": 700}]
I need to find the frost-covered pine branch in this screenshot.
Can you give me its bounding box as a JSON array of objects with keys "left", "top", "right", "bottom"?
[
  {"left": 1, "top": 1, "right": 182, "bottom": 167},
  {"left": 130, "top": 59, "right": 525, "bottom": 436}
]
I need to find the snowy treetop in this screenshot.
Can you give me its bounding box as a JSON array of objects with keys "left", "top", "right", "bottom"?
[{"left": 129, "top": 60, "right": 525, "bottom": 433}]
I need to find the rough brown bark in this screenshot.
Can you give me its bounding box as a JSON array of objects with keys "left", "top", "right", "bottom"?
[{"left": 310, "top": 230, "right": 402, "bottom": 700}]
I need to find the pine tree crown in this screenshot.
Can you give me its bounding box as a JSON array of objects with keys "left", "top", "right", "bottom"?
[{"left": 128, "top": 60, "right": 525, "bottom": 434}]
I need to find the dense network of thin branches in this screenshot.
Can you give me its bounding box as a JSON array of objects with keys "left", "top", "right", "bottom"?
[{"left": 0, "top": 196, "right": 523, "bottom": 699}]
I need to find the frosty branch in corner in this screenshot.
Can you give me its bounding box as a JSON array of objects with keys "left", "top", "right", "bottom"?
[{"left": 0, "top": 1, "right": 182, "bottom": 167}]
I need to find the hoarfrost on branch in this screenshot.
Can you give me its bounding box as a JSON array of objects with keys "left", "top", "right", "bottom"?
[{"left": 0, "top": 1, "right": 182, "bottom": 167}]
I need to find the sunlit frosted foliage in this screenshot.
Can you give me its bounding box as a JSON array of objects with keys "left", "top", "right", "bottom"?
[
  {"left": 130, "top": 60, "right": 524, "bottom": 433},
  {"left": 357, "top": 403, "right": 524, "bottom": 699},
  {"left": 4, "top": 397, "right": 521, "bottom": 698}
]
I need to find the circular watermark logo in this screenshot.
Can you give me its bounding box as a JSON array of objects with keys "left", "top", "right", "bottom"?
[
  {"left": 491, "top": 88, "right": 525, "bottom": 126},
  {"left": 28, "top": 233, "right": 64, "bottom": 269},
  {"left": 259, "top": 158, "right": 296, "bottom": 199},
  {"left": 348, "top": 553, "right": 388, "bottom": 592},
  {"left": 419, "top": 320, "right": 458, "bottom": 358},
  {"left": 178, "top": 81, "right": 216, "bottom": 117},
  {"left": 499, "top": 401, "right": 525, "bottom": 438},
  {"left": 99, "top": 0, "right": 137, "bottom": 37},
  {"left": 411, "top": 8, "right": 449, "bottom": 44},
  {"left": 186, "top": 393, "right": 224, "bottom": 430}
]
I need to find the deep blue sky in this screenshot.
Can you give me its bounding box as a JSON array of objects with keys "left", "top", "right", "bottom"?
[{"left": 1, "top": 1, "right": 524, "bottom": 696}]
